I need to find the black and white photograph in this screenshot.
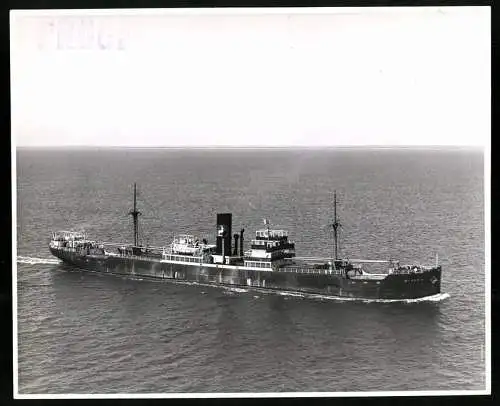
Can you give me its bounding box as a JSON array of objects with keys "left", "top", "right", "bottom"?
[{"left": 12, "top": 7, "right": 490, "bottom": 397}]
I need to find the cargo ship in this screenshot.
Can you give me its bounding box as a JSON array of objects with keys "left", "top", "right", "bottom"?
[{"left": 49, "top": 184, "right": 442, "bottom": 300}]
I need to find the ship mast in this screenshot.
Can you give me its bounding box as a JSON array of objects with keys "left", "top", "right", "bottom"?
[
  {"left": 331, "top": 191, "right": 341, "bottom": 261},
  {"left": 128, "top": 183, "right": 141, "bottom": 247}
]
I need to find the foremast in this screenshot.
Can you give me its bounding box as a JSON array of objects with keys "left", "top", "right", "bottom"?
[
  {"left": 128, "top": 183, "right": 141, "bottom": 247},
  {"left": 330, "top": 190, "right": 341, "bottom": 262}
]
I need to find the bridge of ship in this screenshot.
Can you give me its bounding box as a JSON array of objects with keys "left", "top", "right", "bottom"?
[
  {"left": 51, "top": 230, "right": 87, "bottom": 241},
  {"left": 254, "top": 229, "right": 289, "bottom": 239},
  {"left": 171, "top": 234, "right": 197, "bottom": 245}
]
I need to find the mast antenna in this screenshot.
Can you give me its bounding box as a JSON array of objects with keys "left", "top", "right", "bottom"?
[
  {"left": 330, "top": 191, "right": 341, "bottom": 262},
  {"left": 128, "top": 183, "right": 142, "bottom": 247}
]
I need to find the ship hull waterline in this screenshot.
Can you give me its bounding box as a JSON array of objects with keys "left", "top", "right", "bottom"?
[{"left": 50, "top": 247, "right": 442, "bottom": 300}]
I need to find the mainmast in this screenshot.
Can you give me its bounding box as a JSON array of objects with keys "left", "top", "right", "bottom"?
[
  {"left": 128, "top": 183, "right": 141, "bottom": 247},
  {"left": 331, "top": 191, "right": 341, "bottom": 261}
]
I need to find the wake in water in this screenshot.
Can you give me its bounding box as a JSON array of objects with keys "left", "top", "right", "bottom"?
[
  {"left": 175, "top": 280, "right": 450, "bottom": 304},
  {"left": 262, "top": 288, "right": 450, "bottom": 304},
  {"left": 276, "top": 291, "right": 305, "bottom": 299},
  {"left": 223, "top": 287, "right": 249, "bottom": 294},
  {"left": 17, "top": 256, "right": 61, "bottom": 265},
  {"left": 303, "top": 292, "right": 451, "bottom": 304}
]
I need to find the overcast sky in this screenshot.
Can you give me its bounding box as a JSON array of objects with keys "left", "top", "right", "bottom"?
[{"left": 11, "top": 7, "right": 490, "bottom": 147}]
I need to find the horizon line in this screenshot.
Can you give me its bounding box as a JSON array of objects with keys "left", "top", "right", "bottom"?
[{"left": 15, "top": 145, "right": 484, "bottom": 150}]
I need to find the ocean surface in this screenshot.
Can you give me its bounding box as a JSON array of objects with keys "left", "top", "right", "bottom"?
[{"left": 16, "top": 147, "right": 486, "bottom": 394}]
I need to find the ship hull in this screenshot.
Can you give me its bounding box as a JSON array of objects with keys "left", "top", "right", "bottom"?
[{"left": 50, "top": 247, "right": 441, "bottom": 300}]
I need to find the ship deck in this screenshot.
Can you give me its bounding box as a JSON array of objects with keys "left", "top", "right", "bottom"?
[{"left": 52, "top": 245, "right": 433, "bottom": 280}]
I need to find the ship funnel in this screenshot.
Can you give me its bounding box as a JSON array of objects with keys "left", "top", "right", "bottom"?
[
  {"left": 216, "top": 213, "right": 232, "bottom": 257},
  {"left": 233, "top": 234, "right": 239, "bottom": 256}
]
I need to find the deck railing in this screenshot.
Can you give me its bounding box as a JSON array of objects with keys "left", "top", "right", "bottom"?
[
  {"left": 162, "top": 254, "right": 203, "bottom": 263},
  {"left": 277, "top": 267, "right": 344, "bottom": 275}
]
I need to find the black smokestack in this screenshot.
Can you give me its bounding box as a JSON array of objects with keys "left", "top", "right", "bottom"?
[
  {"left": 216, "top": 213, "right": 232, "bottom": 256},
  {"left": 240, "top": 228, "right": 244, "bottom": 258},
  {"left": 233, "top": 234, "right": 239, "bottom": 256}
]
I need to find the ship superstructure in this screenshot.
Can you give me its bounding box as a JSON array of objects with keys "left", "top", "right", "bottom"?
[
  {"left": 243, "top": 226, "right": 295, "bottom": 270},
  {"left": 49, "top": 184, "right": 442, "bottom": 300}
]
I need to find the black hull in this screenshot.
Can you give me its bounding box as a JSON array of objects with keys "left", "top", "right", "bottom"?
[{"left": 50, "top": 248, "right": 442, "bottom": 300}]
